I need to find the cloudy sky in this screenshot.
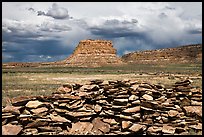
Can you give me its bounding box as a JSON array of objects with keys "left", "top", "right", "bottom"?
[{"left": 2, "top": 2, "right": 202, "bottom": 62}]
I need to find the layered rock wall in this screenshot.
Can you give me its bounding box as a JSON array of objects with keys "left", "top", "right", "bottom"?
[
  {"left": 122, "top": 44, "right": 202, "bottom": 64},
  {"left": 65, "top": 39, "right": 124, "bottom": 67},
  {"left": 2, "top": 79, "right": 202, "bottom": 135}
]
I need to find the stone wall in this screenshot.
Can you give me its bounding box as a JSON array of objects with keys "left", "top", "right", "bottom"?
[
  {"left": 2, "top": 79, "right": 202, "bottom": 135},
  {"left": 64, "top": 39, "right": 124, "bottom": 67},
  {"left": 122, "top": 44, "right": 202, "bottom": 64}
]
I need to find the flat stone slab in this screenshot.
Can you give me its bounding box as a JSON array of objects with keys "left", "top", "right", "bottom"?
[
  {"left": 26, "top": 100, "right": 44, "bottom": 108},
  {"left": 69, "top": 122, "right": 94, "bottom": 135},
  {"left": 2, "top": 124, "right": 23, "bottom": 135}
]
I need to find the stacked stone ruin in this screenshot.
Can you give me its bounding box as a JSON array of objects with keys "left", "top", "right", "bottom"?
[
  {"left": 2, "top": 79, "right": 202, "bottom": 135},
  {"left": 64, "top": 39, "right": 124, "bottom": 67}
]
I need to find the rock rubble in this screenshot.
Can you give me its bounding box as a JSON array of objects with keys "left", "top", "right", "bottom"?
[{"left": 2, "top": 79, "right": 202, "bottom": 135}]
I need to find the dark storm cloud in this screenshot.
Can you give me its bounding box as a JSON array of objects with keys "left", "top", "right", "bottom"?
[
  {"left": 2, "top": 18, "right": 73, "bottom": 62},
  {"left": 89, "top": 19, "right": 144, "bottom": 38},
  {"left": 87, "top": 18, "right": 201, "bottom": 56},
  {"left": 187, "top": 28, "right": 202, "bottom": 34},
  {"left": 2, "top": 39, "right": 74, "bottom": 62},
  {"left": 90, "top": 27, "right": 146, "bottom": 38},
  {"left": 37, "top": 3, "right": 70, "bottom": 19}
]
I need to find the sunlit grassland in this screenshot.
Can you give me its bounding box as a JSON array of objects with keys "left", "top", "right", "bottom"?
[{"left": 2, "top": 63, "right": 202, "bottom": 106}]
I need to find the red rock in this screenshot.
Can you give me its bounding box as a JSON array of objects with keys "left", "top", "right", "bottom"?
[
  {"left": 25, "top": 100, "right": 43, "bottom": 108},
  {"left": 147, "top": 126, "right": 162, "bottom": 134},
  {"left": 94, "top": 104, "right": 102, "bottom": 112},
  {"left": 69, "top": 122, "right": 93, "bottom": 135},
  {"left": 122, "top": 121, "right": 132, "bottom": 129},
  {"left": 162, "top": 124, "right": 175, "bottom": 134},
  {"left": 92, "top": 118, "right": 110, "bottom": 134},
  {"left": 142, "top": 94, "right": 153, "bottom": 100},
  {"left": 168, "top": 110, "right": 179, "bottom": 117},
  {"left": 2, "top": 124, "right": 23, "bottom": 135},
  {"left": 2, "top": 105, "right": 22, "bottom": 114},
  {"left": 103, "top": 119, "right": 117, "bottom": 125},
  {"left": 183, "top": 106, "right": 202, "bottom": 117},
  {"left": 11, "top": 96, "right": 36, "bottom": 106},
  {"left": 31, "top": 107, "right": 48, "bottom": 114},
  {"left": 129, "top": 124, "right": 146, "bottom": 132},
  {"left": 123, "top": 106, "right": 140, "bottom": 113},
  {"left": 64, "top": 39, "right": 124, "bottom": 67},
  {"left": 50, "top": 114, "right": 71, "bottom": 123},
  {"left": 25, "top": 119, "right": 48, "bottom": 128}
]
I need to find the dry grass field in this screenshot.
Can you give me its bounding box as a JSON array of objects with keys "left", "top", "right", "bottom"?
[{"left": 2, "top": 63, "right": 202, "bottom": 107}]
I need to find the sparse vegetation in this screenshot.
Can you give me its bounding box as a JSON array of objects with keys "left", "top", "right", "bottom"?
[{"left": 2, "top": 63, "right": 202, "bottom": 107}]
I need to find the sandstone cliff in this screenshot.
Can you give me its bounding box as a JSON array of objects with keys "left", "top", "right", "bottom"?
[
  {"left": 121, "top": 44, "right": 202, "bottom": 64},
  {"left": 64, "top": 39, "right": 124, "bottom": 67}
]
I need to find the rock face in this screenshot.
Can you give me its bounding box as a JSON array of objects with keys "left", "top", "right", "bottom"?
[
  {"left": 2, "top": 79, "right": 202, "bottom": 135},
  {"left": 64, "top": 39, "right": 124, "bottom": 67},
  {"left": 122, "top": 44, "right": 202, "bottom": 64}
]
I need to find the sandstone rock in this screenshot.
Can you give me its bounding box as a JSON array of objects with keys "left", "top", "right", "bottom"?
[
  {"left": 90, "top": 79, "right": 104, "bottom": 85},
  {"left": 191, "top": 100, "right": 202, "bottom": 106},
  {"left": 128, "top": 95, "right": 139, "bottom": 101},
  {"left": 147, "top": 126, "right": 162, "bottom": 134},
  {"left": 180, "top": 97, "right": 191, "bottom": 106},
  {"left": 122, "top": 121, "right": 132, "bottom": 129},
  {"left": 131, "top": 100, "right": 140, "bottom": 105},
  {"left": 162, "top": 116, "right": 169, "bottom": 123},
  {"left": 132, "top": 113, "right": 141, "bottom": 120},
  {"left": 162, "top": 124, "right": 175, "bottom": 134},
  {"left": 25, "top": 119, "right": 48, "bottom": 128},
  {"left": 142, "top": 94, "right": 153, "bottom": 100},
  {"left": 183, "top": 106, "right": 202, "bottom": 117},
  {"left": 2, "top": 79, "right": 202, "bottom": 135},
  {"left": 156, "top": 96, "right": 166, "bottom": 102},
  {"left": 56, "top": 84, "right": 72, "bottom": 93},
  {"left": 11, "top": 96, "right": 36, "bottom": 106},
  {"left": 103, "top": 119, "right": 117, "bottom": 125},
  {"left": 38, "top": 126, "right": 63, "bottom": 132},
  {"left": 113, "top": 99, "right": 128, "bottom": 105},
  {"left": 49, "top": 114, "right": 71, "bottom": 123},
  {"left": 22, "top": 128, "right": 38, "bottom": 135},
  {"left": 188, "top": 123, "right": 202, "bottom": 130},
  {"left": 26, "top": 100, "right": 44, "bottom": 108},
  {"left": 31, "top": 107, "right": 48, "bottom": 114},
  {"left": 123, "top": 106, "right": 140, "bottom": 113},
  {"left": 65, "top": 39, "right": 124, "bottom": 67},
  {"left": 66, "top": 111, "right": 95, "bottom": 117},
  {"left": 2, "top": 105, "right": 22, "bottom": 114},
  {"left": 129, "top": 124, "right": 146, "bottom": 133},
  {"left": 116, "top": 114, "right": 134, "bottom": 120},
  {"left": 130, "top": 84, "right": 139, "bottom": 91},
  {"left": 92, "top": 118, "right": 110, "bottom": 134},
  {"left": 94, "top": 104, "right": 102, "bottom": 113},
  {"left": 168, "top": 110, "right": 179, "bottom": 117},
  {"left": 69, "top": 122, "right": 93, "bottom": 135},
  {"left": 2, "top": 113, "right": 16, "bottom": 119},
  {"left": 19, "top": 114, "right": 33, "bottom": 118},
  {"left": 139, "top": 83, "right": 153, "bottom": 89},
  {"left": 2, "top": 124, "right": 23, "bottom": 135}
]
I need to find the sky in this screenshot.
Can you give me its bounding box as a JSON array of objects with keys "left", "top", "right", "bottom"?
[{"left": 2, "top": 2, "right": 202, "bottom": 62}]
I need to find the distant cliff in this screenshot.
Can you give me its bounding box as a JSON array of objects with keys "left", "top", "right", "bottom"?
[{"left": 121, "top": 44, "right": 202, "bottom": 64}]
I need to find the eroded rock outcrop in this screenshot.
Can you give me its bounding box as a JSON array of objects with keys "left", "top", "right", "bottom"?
[
  {"left": 64, "top": 39, "right": 124, "bottom": 67},
  {"left": 122, "top": 44, "right": 202, "bottom": 64}
]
